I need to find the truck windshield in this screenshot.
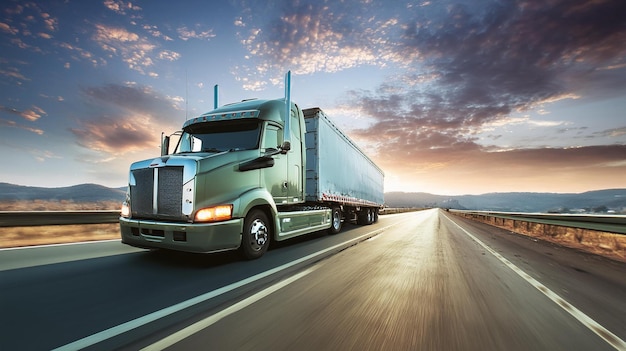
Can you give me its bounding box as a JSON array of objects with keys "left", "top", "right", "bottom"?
[{"left": 175, "top": 120, "right": 261, "bottom": 153}]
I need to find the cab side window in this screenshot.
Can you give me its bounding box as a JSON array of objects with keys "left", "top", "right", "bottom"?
[
  {"left": 262, "top": 124, "right": 282, "bottom": 151},
  {"left": 291, "top": 109, "right": 300, "bottom": 141},
  {"left": 179, "top": 133, "right": 202, "bottom": 152}
]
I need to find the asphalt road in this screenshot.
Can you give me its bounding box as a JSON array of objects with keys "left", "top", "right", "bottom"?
[{"left": 1, "top": 209, "right": 624, "bottom": 351}]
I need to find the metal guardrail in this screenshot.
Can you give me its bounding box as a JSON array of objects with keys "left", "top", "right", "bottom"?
[
  {"left": 0, "top": 211, "right": 121, "bottom": 227},
  {"left": 449, "top": 210, "right": 626, "bottom": 234},
  {"left": 3, "top": 209, "right": 623, "bottom": 234},
  {"left": 0, "top": 208, "right": 415, "bottom": 228},
  {"left": 380, "top": 207, "right": 424, "bottom": 215}
]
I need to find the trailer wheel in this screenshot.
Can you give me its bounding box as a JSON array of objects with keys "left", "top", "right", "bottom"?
[
  {"left": 373, "top": 208, "right": 379, "bottom": 223},
  {"left": 357, "top": 208, "right": 373, "bottom": 225},
  {"left": 328, "top": 206, "right": 342, "bottom": 234},
  {"left": 240, "top": 209, "right": 270, "bottom": 260}
]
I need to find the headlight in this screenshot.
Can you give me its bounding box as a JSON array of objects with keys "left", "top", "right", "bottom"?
[
  {"left": 194, "top": 205, "right": 233, "bottom": 222},
  {"left": 121, "top": 202, "right": 131, "bottom": 218}
]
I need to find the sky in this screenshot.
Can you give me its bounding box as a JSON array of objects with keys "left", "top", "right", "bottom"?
[{"left": 1, "top": 0, "right": 625, "bottom": 196}]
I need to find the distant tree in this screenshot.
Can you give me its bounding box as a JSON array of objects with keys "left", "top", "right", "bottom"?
[{"left": 592, "top": 206, "right": 608, "bottom": 213}]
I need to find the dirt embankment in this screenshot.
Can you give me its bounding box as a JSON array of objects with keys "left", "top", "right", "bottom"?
[
  {"left": 0, "top": 200, "right": 120, "bottom": 211},
  {"left": 453, "top": 212, "right": 626, "bottom": 263},
  {"left": 0, "top": 224, "right": 120, "bottom": 248}
]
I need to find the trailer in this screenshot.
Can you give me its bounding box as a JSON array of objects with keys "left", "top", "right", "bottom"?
[{"left": 304, "top": 107, "right": 384, "bottom": 226}]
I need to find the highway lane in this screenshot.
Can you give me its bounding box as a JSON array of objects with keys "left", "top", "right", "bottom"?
[
  {"left": 1, "top": 210, "right": 625, "bottom": 350},
  {"left": 0, "top": 213, "right": 408, "bottom": 351},
  {"left": 139, "top": 209, "right": 626, "bottom": 351},
  {"left": 0, "top": 240, "right": 142, "bottom": 271}
]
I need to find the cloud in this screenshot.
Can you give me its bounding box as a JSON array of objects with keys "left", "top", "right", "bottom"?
[
  {"left": 343, "top": 0, "right": 626, "bottom": 170},
  {"left": 20, "top": 106, "right": 46, "bottom": 121},
  {"left": 34, "top": 150, "right": 61, "bottom": 162},
  {"left": 40, "top": 12, "right": 58, "bottom": 32},
  {"left": 592, "top": 127, "right": 626, "bottom": 139},
  {"left": 0, "top": 118, "right": 44, "bottom": 135},
  {"left": 0, "top": 67, "right": 30, "bottom": 82},
  {"left": 70, "top": 117, "right": 156, "bottom": 154},
  {"left": 0, "top": 22, "right": 19, "bottom": 35},
  {"left": 398, "top": 0, "right": 626, "bottom": 98},
  {"left": 58, "top": 42, "right": 105, "bottom": 67},
  {"left": 234, "top": 0, "right": 411, "bottom": 87},
  {"left": 143, "top": 24, "right": 174, "bottom": 41},
  {"left": 0, "top": 104, "right": 46, "bottom": 136},
  {"left": 158, "top": 50, "right": 181, "bottom": 61},
  {"left": 177, "top": 26, "right": 216, "bottom": 41},
  {"left": 94, "top": 24, "right": 140, "bottom": 43},
  {"left": 37, "top": 32, "right": 52, "bottom": 39},
  {"left": 0, "top": 104, "right": 45, "bottom": 121},
  {"left": 2, "top": 2, "right": 58, "bottom": 38},
  {"left": 72, "top": 83, "right": 183, "bottom": 155},
  {"left": 234, "top": 0, "right": 625, "bottom": 147},
  {"left": 103, "top": 0, "right": 142, "bottom": 15},
  {"left": 81, "top": 83, "right": 182, "bottom": 119},
  {"left": 92, "top": 24, "right": 181, "bottom": 74}
]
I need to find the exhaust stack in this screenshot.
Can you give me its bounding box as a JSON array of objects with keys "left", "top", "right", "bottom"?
[
  {"left": 214, "top": 84, "right": 219, "bottom": 109},
  {"left": 283, "top": 71, "right": 291, "bottom": 151}
]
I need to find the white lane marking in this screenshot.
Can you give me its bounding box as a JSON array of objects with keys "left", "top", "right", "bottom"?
[
  {"left": 52, "top": 214, "right": 416, "bottom": 351},
  {"left": 445, "top": 215, "right": 626, "bottom": 351},
  {"left": 0, "top": 239, "right": 119, "bottom": 251},
  {"left": 365, "top": 235, "right": 380, "bottom": 242},
  {"left": 142, "top": 266, "right": 318, "bottom": 351}
]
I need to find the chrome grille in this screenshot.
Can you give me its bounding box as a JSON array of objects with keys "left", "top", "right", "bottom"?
[
  {"left": 130, "top": 166, "right": 185, "bottom": 220},
  {"left": 130, "top": 168, "right": 153, "bottom": 216}
]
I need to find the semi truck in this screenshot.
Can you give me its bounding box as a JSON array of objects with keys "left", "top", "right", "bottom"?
[{"left": 120, "top": 72, "right": 384, "bottom": 259}]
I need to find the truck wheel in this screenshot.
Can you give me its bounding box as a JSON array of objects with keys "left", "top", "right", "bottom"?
[
  {"left": 357, "top": 209, "right": 364, "bottom": 225},
  {"left": 357, "top": 208, "right": 372, "bottom": 225},
  {"left": 328, "top": 206, "right": 342, "bottom": 234},
  {"left": 240, "top": 209, "right": 270, "bottom": 260},
  {"left": 373, "top": 209, "right": 379, "bottom": 223}
]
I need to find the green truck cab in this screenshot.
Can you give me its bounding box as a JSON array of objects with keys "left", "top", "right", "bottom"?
[{"left": 120, "top": 73, "right": 384, "bottom": 259}]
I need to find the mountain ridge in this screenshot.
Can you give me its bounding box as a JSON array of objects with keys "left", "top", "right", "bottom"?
[
  {"left": 0, "top": 182, "right": 126, "bottom": 203},
  {"left": 0, "top": 183, "right": 624, "bottom": 213},
  {"left": 385, "top": 189, "right": 626, "bottom": 213}
]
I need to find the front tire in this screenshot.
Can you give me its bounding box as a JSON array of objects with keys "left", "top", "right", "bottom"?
[
  {"left": 328, "top": 206, "right": 342, "bottom": 234},
  {"left": 240, "top": 209, "right": 271, "bottom": 260}
]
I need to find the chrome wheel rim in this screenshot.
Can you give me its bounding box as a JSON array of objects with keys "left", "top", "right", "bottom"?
[
  {"left": 332, "top": 210, "right": 341, "bottom": 229},
  {"left": 249, "top": 219, "right": 268, "bottom": 251}
]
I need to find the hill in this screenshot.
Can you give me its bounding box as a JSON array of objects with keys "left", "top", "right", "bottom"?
[
  {"left": 384, "top": 189, "right": 626, "bottom": 213},
  {"left": 0, "top": 183, "right": 624, "bottom": 214},
  {"left": 0, "top": 183, "right": 126, "bottom": 203}
]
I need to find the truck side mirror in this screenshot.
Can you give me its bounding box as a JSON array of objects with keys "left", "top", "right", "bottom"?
[
  {"left": 239, "top": 156, "right": 275, "bottom": 171},
  {"left": 280, "top": 140, "right": 291, "bottom": 154},
  {"left": 161, "top": 134, "right": 170, "bottom": 156}
]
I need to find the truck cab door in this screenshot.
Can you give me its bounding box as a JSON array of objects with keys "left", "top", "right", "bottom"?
[
  {"left": 262, "top": 124, "right": 288, "bottom": 205},
  {"left": 286, "top": 106, "right": 304, "bottom": 203}
]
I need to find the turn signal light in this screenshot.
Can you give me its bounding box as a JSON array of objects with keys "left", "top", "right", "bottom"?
[
  {"left": 195, "top": 205, "right": 233, "bottom": 222},
  {"left": 121, "top": 202, "right": 131, "bottom": 218}
]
